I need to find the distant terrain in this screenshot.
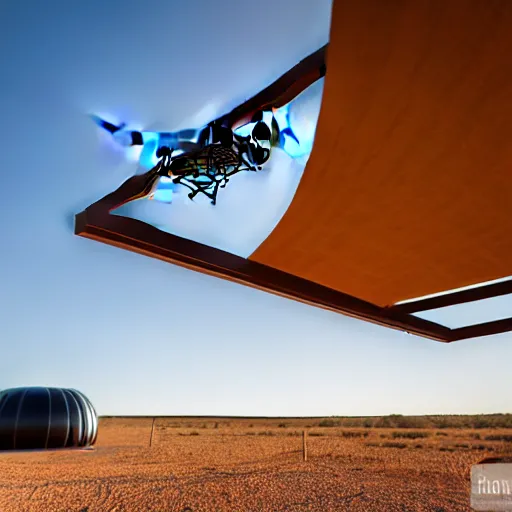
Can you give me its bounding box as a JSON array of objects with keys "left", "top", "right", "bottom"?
[
  {"left": 0, "top": 415, "right": 511, "bottom": 511},
  {"left": 100, "top": 413, "right": 512, "bottom": 429}
]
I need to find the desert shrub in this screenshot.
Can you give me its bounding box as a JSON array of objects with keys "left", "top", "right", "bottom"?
[
  {"left": 394, "top": 415, "right": 431, "bottom": 429},
  {"left": 245, "top": 432, "right": 255, "bottom": 436},
  {"left": 431, "top": 414, "right": 512, "bottom": 429},
  {"left": 429, "top": 415, "right": 472, "bottom": 429},
  {"left": 342, "top": 418, "right": 363, "bottom": 428},
  {"left": 290, "top": 413, "right": 512, "bottom": 431},
  {"left": 469, "top": 415, "right": 512, "bottom": 429},
  {"left": 309, "top": 432, "right": 325, "bottom": 437},
  {"left": 436, "top": 432, "right": 449, "bottom": 437},
  {"left": 373, "top": 417, "right": 394, "bottom": 428},
  {"left": 278, "top": 423, "right": 287, "bottom": 428},
  {"left": 485, "top": 434, "right": 512, "bottom": 442},
  {"left": 318, "top": 419, "right": 341, "bottom": 427},
  {"left": 257, "top": 431, "right": 275, "bottom": 436},
  {"left": 373, "top": 415, "right": 431, "bottom": 429},
  {"left": 392, "top": 431, "right": 429, "bottom": 439},
  {"left": 439, "top": 447, "right": 455, "bottom": 452},
  {"left": 473, "top": 418, "right": 490, "bottom": 429},
  {"left": 454, "top": 443, "right": 470, "bottom": 449},
  {"left": 366, "top": 441, "right": 407, "bottom": 449},
  {"left": 414, "top": 444, "right": 423, "bottom": 449},
  {"left": 471, "top": 433, "right": 481, "bottom": 440},
  {"left": 189, "top": 431, "right": 199, "bottom": 436},
  {"left": 381, "top": 442, "right": 407, "bottom": 449},
  {"left": 341, "top": 431, "right": 369, "bottom": 438}
]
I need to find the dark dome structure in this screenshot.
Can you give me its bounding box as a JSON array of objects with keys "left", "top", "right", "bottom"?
[{"left": 0, "top": 387, "right": 98, "bottom": 450}]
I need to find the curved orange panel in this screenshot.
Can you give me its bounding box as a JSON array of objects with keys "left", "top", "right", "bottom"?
[{"left": 250, "top": 0, "right": 512, "bottom": 307}]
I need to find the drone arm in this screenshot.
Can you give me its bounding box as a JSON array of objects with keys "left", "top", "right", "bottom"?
[
  {"left": 216, "top": 44, "right": 327, "bottom": 130},
  {"left": 87, "top": 168, "right": 161, "bottom": 213}
]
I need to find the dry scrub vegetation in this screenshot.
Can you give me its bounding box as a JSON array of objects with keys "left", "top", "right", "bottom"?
[{"left": 0, "top": 415, "right": 511, "bottom": 511}]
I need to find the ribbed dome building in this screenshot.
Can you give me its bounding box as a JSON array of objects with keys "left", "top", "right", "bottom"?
[{"left": 0, "top": 387, "right": 98, "bottom": 450}]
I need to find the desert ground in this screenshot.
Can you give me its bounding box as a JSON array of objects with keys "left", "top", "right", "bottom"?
[{"left": 0, "top": 416, "right": 511, "bottom": 512}]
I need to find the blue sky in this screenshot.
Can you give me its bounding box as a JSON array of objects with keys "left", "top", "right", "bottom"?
[{"left": 0, "top": 0, "right": 510, "bottom": 417}]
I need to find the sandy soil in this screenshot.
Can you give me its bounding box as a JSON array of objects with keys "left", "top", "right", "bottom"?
[{"left": 0, "top": 417, "right": 510, "bottom": 511}]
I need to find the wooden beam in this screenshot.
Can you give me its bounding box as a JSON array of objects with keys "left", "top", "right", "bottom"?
[
  {"left": 449, "top": 317, "right": 512, "bottom": 342},
  {"left": 388, "top": 280, "right": 512, "bottom": 314},
  {"left": 149, "top": 417, "right": 156, "bottom": 448}
]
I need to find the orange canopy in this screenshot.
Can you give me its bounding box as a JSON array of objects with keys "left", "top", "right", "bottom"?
[{"left": 250, "top": 0, "right": 512, "bottom": 307}]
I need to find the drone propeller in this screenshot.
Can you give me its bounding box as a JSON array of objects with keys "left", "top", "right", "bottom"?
[
  {"left": 90, "top": 114, "right": 144, "bottom": 147},
  {"left": 90, "top": 114, "right": 126, "bottom": 134}
]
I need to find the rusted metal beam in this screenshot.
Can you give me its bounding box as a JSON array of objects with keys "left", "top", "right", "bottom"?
[
  {"left": 449, "top": 317, "right": 512, "bottom": 342},
  {"left": 389, "top": 280, "right": 512, "bottom": 315}
]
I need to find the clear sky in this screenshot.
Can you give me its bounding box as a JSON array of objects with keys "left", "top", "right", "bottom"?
[{"left": 0, "top": 0, "right": 510, "bottom": 417}]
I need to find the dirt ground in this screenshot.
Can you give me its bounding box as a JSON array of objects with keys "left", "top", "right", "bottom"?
[{"left": 0, "top": 417, "right": 510, "bottom": 512}]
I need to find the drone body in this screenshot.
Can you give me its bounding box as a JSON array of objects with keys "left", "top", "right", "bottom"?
[{"left": 91, "top": 101, "right": 305, "bottom": 205}]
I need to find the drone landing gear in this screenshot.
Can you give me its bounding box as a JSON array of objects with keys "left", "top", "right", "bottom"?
[{"left": 172, "top": 165, "right": 249, "bottom": 205}]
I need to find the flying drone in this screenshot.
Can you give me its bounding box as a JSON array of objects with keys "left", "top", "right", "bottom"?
[{"left": 92, "top": 102, "right": 304, "bottom": 205}]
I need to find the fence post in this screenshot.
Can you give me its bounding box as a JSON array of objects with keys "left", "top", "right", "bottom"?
[
  {"left": 149, "top": 417, "right": 156, "bottom": 448},
  {"left": 303, "top": 430, "right": 308, "bottom": 462}
]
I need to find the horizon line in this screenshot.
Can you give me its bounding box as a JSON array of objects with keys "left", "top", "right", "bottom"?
[{"left": 98, "top": 412, "right": 512, "bottom": 419}]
